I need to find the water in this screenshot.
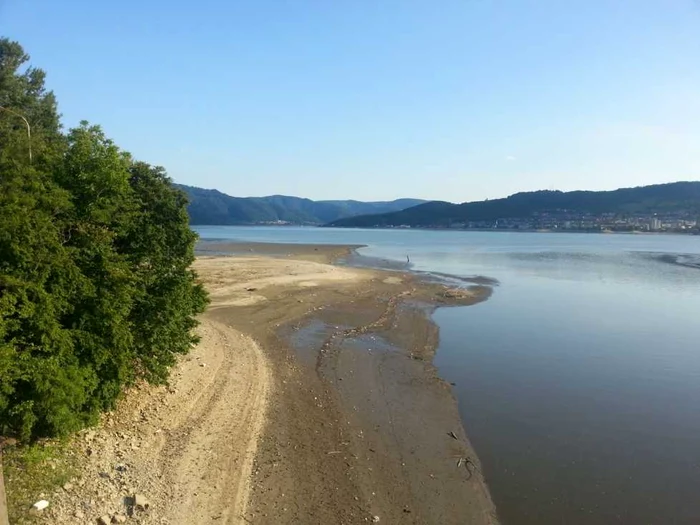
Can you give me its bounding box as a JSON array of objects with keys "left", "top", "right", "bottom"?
[{"left": 195, "top": 226, "right": 700, "bottom": 524}]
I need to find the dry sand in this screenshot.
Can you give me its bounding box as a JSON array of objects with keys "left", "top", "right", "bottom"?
[
  {"left": 39, "top": 321, "right": 269, "bottom": 524},
  {"left": 39, "top": 243, "right": 499, "bottom": 525}
]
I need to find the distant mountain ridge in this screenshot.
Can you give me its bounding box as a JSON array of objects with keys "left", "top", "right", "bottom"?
[
  {"left": 327, "top": 182, "right": 700, "bottom": 230},
  {"left": 176, "top": 184, "right": 426, "bottom": 225}
]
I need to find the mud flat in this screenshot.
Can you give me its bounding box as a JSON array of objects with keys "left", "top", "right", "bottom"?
[{"left": 196, "top": 242, "right": 499, "bottom": 525}]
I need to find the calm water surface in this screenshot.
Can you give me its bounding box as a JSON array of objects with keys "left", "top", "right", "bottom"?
[{"left": 195, "top": 226, "right": 700, "bottom": 525}]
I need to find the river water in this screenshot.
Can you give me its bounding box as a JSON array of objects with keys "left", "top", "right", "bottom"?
[{"left": 195, "top": 226, "right": 700, "bottom": 524}]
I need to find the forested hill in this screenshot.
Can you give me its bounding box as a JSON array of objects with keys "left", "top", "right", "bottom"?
[
  {"left": 326, "top": 182, "right": 700, "bottom": 229},
  {"left": 176, "top": 184, "right": 425, "bottom": 225}
]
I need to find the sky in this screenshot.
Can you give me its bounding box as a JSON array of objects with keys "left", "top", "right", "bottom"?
[{"left": 1, "top": 0, "right": 700, "bottom": 202}]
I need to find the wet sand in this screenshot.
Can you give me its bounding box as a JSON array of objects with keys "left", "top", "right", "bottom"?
[{"left": 196, "top": 241, "right": 499, "bottom": 524}]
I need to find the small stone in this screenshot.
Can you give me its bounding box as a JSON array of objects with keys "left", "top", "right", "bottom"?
[
  {"left": 133, "top": 493, "right": 149, "bottom": 511},
  {"left": 32, "top": 500, "right": 49, "bottom": 511},
  {"left": 63, "top": 482, "right": 74, "bottom": 491},
  {"left": 112, "top": 514, "right": 127, "bottom": 523},
  {"left": 98, "top": 515, "right": 111, "bottom": 525},
  {"left": 74, "top": 509, "right": 85, "bottom": 519},
  {"left": 372, "top": 516, "right": 380, "bottom": 523}
]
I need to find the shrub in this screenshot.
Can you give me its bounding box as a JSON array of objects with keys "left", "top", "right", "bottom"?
[{"left": 0, "top": 38, "right": 208, "bottom": 440}]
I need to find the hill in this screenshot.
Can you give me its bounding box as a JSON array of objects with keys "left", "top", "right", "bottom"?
[
  {"left": 326, "top": 182, "right": 700, "bottom": 231},
  {"left": 176, "top": 184, "right": 426, "bottom": 225}
]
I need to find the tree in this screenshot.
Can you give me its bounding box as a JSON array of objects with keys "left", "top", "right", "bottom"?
[
  {"left": 0, "top": 38, "right": 63, "bottom": 168},
  {"left": 0, "top": 38, "right": 207, "bottom": 440},
  {"left": 0, "top": 38, "right": 78, "bottom": 438},
  {"left": 123, "top": 162, "right": 208, "bottom": 383}
]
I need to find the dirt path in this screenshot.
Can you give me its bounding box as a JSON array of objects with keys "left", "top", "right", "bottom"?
[{"left": 43, "top": 318, "right": 270, "bottom": 524}]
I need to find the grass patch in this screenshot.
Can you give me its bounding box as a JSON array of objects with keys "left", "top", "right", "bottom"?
[{"left": 2, "top": 441, "right": 80, "bottom": 524}]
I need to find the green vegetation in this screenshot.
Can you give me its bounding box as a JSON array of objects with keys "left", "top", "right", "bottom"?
[
  {"left": 328, "top": 183, "right": 700, "bottom": 229},
  {"left": 0, "top": 38, "right": 208, "bottom": 441},
  {"left": 2, "top": 440, "right": 79, "bottom": 523},
  {"left": 178, "top": 184, "right": 425, "bottom": 225}
]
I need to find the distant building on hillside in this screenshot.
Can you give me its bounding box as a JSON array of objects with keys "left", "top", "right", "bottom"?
[{"left": 650, "top": 218, "right": 662, "bottom": 231}]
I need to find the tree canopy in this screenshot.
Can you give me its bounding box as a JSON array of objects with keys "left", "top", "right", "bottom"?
[{"left": 0, "top": 37, "right": 208, "bottom": 440}]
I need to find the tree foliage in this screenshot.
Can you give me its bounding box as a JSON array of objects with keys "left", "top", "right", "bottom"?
[{"left": 0, "top": 38, "right": 208, "bottom": 439}]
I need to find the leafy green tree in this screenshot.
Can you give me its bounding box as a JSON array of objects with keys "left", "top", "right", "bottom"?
[
  {"left": 0, "top": 37, "right": 63, "bottom": 169},
  {"left": 0, "top": 38, "right": 207, "bottom": 440},
  {"left": 123, "top": 162, "right": 208, "bottom": 383},
  {"left": 0, "top": 38, "right": 78, "bottom": 438}
]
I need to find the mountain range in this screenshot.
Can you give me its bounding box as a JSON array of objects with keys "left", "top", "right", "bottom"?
[
  {"left": 327, "top": 182, "right": 700, "bottom": 229},
  {"left": 176, "top": 184, "right": 426, "bottom": 225}
]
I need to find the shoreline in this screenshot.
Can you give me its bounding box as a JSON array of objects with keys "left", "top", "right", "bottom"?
[
  {"left": 24, "top": 241, "right": 498, "bottom": 524},
  {"left": 194, "top": 224, "right": 699, "bottom": 236},
  {"left": 197, "top": 241, "right": 499, "bottom": 524}
]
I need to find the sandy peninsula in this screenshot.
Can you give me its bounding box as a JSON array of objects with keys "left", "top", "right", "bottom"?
[{"left": 38, "top": 242, "right": 499, "bottom": 525}]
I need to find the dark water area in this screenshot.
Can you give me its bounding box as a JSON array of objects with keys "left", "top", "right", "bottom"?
[{"left": 194, "top": 227, "right": 700, "bottom": 525}]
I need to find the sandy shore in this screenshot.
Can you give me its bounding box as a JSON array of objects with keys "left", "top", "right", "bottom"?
[{"left": 38, "top": 243, "right": 498, "bottom": 524}]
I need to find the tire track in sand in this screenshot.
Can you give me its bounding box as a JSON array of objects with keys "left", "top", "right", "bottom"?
[
  {"left": 43, "top": 317, "right": 270, "bottom": 525},
  {"left": 160, "top": 318, "right": 270, "bottom": 524}
]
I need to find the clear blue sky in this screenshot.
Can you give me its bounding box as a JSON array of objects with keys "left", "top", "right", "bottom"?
[{"left": 2, "top": 0, "right": 699, "bottom": 202}]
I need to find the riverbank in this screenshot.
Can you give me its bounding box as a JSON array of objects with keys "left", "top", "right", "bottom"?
[
  {"left": 12, "top": 243, "right": 498, "bottom": 524},
  {"left": 200, "top": 244, "right": 498, "bottom": 524}
]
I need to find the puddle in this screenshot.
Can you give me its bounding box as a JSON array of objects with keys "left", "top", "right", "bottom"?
[
  {"left": 286, "top": 319, "right": 346, "bottom": 367},
  {"left": 339, "top": 333, "right": 401, "bottom": 354},
  {"left": 286, "top": 318, "right": 401, "bottom": 368}
]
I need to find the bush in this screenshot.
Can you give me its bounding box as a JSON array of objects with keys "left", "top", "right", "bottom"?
[{"left": 0, "top": 38, "right": 208, "bottom": 440}]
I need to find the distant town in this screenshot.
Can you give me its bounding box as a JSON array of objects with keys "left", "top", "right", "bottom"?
[
  {"left": 401, "top": 211, "right": 700, "bottom": 233},
  {"left": 254, "top": 213, "right": 700, "bottom": 233}
]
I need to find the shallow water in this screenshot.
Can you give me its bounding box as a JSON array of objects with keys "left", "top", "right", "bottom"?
[{"left": 195, "top": 226, "right": 700, "bottom": 524}]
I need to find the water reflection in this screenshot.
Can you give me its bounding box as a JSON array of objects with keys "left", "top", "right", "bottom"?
[{"left": 432, "top": 249, "right": 700, "bottom": 524}]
